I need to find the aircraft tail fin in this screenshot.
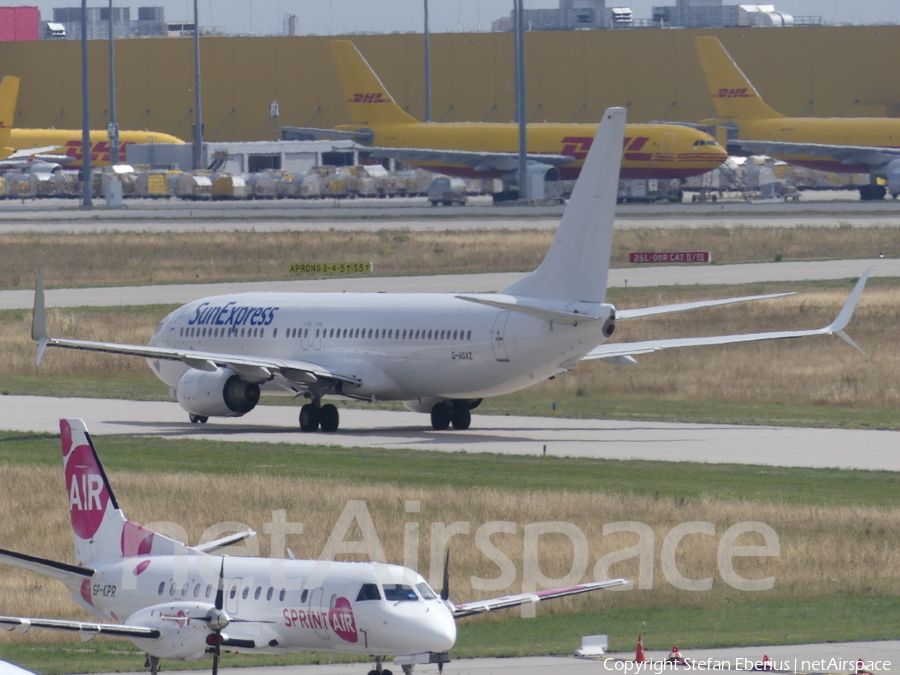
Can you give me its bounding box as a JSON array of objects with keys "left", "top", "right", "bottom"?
[
  {"left": 695, "top": 37, "right": 783, "bottom": 120},
  {"left": 60, "top": 419, "right": 192, "bottom": 566},
  {"left": 330, "top": 40, "right": 419, "bottom": 127},
  {"left": 500, "top": 107, "right": 626, "bottom": 303},
  {"left": 0, "top": 76, "right": 20, "bottom": 158}
]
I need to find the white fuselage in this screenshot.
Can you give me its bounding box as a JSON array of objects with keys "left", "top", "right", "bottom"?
[
  {"left": 148, "top": 292, "right": 613, "bottom": 402},
  {"left": 80, "top": 555, "right": 456, "bottom": 660}
]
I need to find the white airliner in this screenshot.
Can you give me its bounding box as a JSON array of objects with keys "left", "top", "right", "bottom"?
[
  {"left": 0, "top": 419, "right": 627, "bottom": 675},
  {"left": 32, "top": 108, "right": 870, "bottom": 432}
]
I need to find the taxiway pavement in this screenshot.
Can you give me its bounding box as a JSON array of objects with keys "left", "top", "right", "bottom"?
[
  {"left": 2, "top": 396, "right": 897, "bottom": 471},
  {"left": 0, "top": 259, "right": 889, "bottom": 311}
]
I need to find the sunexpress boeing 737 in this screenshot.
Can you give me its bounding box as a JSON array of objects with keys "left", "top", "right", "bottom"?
[
  {"left": 0, "top": 419, "right": 626, "bottom": 675},
  {"left": 32, "top": 108, "right": 870, "bottom": 433}
]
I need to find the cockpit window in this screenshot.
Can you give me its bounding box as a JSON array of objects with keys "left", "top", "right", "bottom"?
[
  {"left": 356, "top": 583, "right": 382, "bottom": 601},
  {"left": 416, "top": 582, "right": 438, "bottom": 600},
  {"left": 382, "top": 584, "right": 418, "bottom": 602}
]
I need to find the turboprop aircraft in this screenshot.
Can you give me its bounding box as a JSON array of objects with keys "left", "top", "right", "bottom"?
[
  {"left": 0, "top": 75, "right": 183, "bottom": 168},
  {"left": 31, "top": 108, "right": 870, "bottom": 433},
  {"left": 695, "top": 36, "right": 900, "bottom": 201},
  {"left": 284, "top": 40, "right": 727, "bottom": 200},
  {"left": 0, "top": 418, "right": 627, "bottom": 675}
]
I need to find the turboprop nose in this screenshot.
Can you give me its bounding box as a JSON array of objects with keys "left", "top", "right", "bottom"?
[{"left": 419, "top": 609, "right": 456, "bottom": 652}]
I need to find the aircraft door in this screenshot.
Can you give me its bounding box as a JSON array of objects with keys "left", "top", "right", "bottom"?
[
  {"left": 225, "top": 577, "right": 242, "bottom": 615},
  {"left": 307, "top": 588, "right": 329, "bottom": 640},
  {"left": 491, "top": 311, "right": 510, "bottom": 362},
  {"left": 660, "top": 131, "right": 677, "bottom": 156},
  {"left": 301, "top": 322, "right": 312, "bottom": 350},
  {"left": 313, "top": 323, "right": 323, "bottom": 350}
]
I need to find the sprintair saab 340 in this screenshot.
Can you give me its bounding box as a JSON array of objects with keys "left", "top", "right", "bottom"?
[
  {"left": 0, "top": 418, "right": 627, "bottom": 675},
  {"left": 32, "top": 109, "right": 870, "bottom": 433}
]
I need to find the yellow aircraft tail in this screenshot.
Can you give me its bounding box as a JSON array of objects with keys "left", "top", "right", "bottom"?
[
  {"left": 0, "top": 75, "right": 20, "bottom": 158},
  {"left": 695, "top": 37, "right": 783, "bottom": 120},
  {"left": 330, "top": 40, "right": 419, "bottom": 127}
]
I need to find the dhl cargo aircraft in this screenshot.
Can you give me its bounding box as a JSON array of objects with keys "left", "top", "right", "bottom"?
[
  {"left": 695, "top": 36, "right": 900, "bottom": 201},
  {"left": 286, "top": 41, "right": 726, "bottom": 200},
  {"left": 0, "top": 75, "right": 183, "bottom": 168}
]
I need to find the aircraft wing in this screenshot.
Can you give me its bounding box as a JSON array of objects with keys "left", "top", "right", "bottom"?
[
  {"left": 586, "top": 270, "right": 871, "bottom": 364},
  {"left": 0, "top": 547, "right": 94, "bottom": 585},
  {"left": 31, "top": 276, "right": 360, "bottom": 387},
  {"left": 0, "top": 146, "right": 72, "bottom": 167},
  {"left": 729, "top": 139, "right": 900, "bottom": 169},
  {"left": 451, "top": 578, "right": 627, "bottom": 619},
  {"left": 365, "top": 146, "right": 575, "bottom": 172},
  {"left": 0, "top": 615, "right": 160, "bottom": 640}
]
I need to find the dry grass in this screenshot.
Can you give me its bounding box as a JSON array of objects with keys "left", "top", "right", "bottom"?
[
  {"left": 0, "top": 226, "right": 897, "bottom": 289},
  {"left": 0, "top": 466, "right": 897, "bottom": 643},
  {"left": 1, "top": 285, "right": 897, "bottom": 409}
]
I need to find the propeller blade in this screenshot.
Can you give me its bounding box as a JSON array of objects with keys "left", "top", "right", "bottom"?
[
  {"left": 440, "top": 549, "right": 450, "bottom": 601},
  {"left": 215, "top": 558, "right": 225, "bottom": 611},
  {"left": 211, "top": 646, "right": 219, "bottom": 675}
]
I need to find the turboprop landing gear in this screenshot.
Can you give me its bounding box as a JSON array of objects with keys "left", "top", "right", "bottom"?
[
  {"left": 144, "top": 655, "right": 161, "bottom": 675},
  {"left": 188, "top": 414, "right": 208, "bottom": 424},
  {"left": 367, "top": 656, "right": 393, "bottom": 675},
  {"left": 299, "top": 401, "right": 340, "bottom": 432}
]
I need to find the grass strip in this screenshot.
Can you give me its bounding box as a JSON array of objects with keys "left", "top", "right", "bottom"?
[{"left": 0, "top": 431, "right": 895, "bottom": 508}]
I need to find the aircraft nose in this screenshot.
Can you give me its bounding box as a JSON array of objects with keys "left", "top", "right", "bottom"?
[{"left": 400, "top": 605, "right": 456, "bottom": 652}]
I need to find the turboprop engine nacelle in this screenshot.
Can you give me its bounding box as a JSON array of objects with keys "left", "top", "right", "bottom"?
[
  {"left": 176, "top": 367, "right": 260, "bottom": 418},
  {"left": 125, "top": 601, "right": 226, "bottom": 660}
]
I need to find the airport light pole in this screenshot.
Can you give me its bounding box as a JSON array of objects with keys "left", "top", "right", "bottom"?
[
  {"left": 514, "top": 0, "right": 527, "bottom": 199},
  {"left": 107, "top": 0, "right": 119, "bottom": 166},
  {"left": 192, "top": 0, "right": 203, "bottom": 169},
  {"left": 80, "top": 0, "right": 92, "bottom": 206},
  {"left": 423, "top": 0, "right": 431, "bottom": 122}
]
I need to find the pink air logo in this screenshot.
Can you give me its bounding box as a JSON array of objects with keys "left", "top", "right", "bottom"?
[
  {"left": 62, "top": 421, "right": 109, "bottom": 540},
  {"left": 329, "top": 598, "right": 358, "bottom": 643}
]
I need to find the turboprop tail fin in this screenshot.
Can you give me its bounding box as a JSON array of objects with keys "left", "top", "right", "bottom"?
[
  {"left": 0, "top": 76, "right": 20, "bottom": 158},
  {"left": 330, "top": 40, "right": 419, "bottom": 127},
  {"left": 695, "top": 37, "right": 783, "bottom": 121},
  {"left": 500, "top": 107, "right": 626, "bottom": 304},
  {"left": 60, "top": 418, "right": 193, "bottom": 565}
]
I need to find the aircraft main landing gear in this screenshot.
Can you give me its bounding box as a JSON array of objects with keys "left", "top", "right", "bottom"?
[
  {"left": 188, "top": 414, "right": 208, "bottom": 424},
  {"left": 859, "top": 184, "right": 887, "bottom": 201},
  {"left": 144, "top": 654, "right": 161, "bottom": 675},
  {"left": 299, "top": 401, "right": 340, "bottom": 432},
  {"left": 430, "top": 400, "right": 474, "bottom": 430}
]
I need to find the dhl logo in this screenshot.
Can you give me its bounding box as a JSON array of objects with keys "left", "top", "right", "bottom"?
[
  {"left": 350, "top": 93, "right": 386, "bottom": 104},
  {"left": 561, "top": 136, "right": 650, "bottom": 161},
  {"left": 63, "top": 140, "right": 135, "bottom": 163},
  {"left": 716, "top": 88, "right": 753, "bottom": 99}
]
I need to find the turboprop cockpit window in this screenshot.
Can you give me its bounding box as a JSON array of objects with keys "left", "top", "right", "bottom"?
[
  {"left": 356, "top": 583, "right": 382, "bottom": 601},
  {"left": 416, "top": 582, "right": 438, "bottom": 600},
  {"left": 383, "top": 584, "right": 418, "bottom": 602}
]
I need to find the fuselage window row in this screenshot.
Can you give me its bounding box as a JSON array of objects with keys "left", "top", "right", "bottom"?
[{"left": 181, "top": 324, "right": 473, "bottom": 342}]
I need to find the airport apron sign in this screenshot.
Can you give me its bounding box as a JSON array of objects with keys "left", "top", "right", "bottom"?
[{"left": 629, "top": 252, "right": 711, "bottom": 264}]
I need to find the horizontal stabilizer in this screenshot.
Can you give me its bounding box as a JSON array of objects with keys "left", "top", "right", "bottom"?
[
  {"left": 456, "top": 294, "right": 604, "bottom": 325},
  {"left": 194, "top": 530, "right": 257, "bottom": 554},
  {"left": 0, "top": 548, "right": 93, "bottom": 584}
]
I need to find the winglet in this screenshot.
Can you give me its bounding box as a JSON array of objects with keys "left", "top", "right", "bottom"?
[
  {"left": 826, "top": 268, "right": 872, "bottom": 355},
  {"left": 32, "top": 275, "right": 48, "bottom": 364}
]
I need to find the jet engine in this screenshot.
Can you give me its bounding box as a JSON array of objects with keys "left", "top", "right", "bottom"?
[
  {"left": 124, "top": 601, "right": 228, "bottom": 660},
  {"left": 176, "top": 367, "right": 260, "bottom": 418}
]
